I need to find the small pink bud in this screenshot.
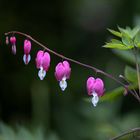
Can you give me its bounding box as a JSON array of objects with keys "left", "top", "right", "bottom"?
[
  {"left": 10, "top": 36, "right": 16, "bottom": 55},
  {"left": 10, "top": 36, "right": 16, "bottom": 44},
  {"left": 55, "top": 61, "right": 71, "bottom": 91},
  {"left": 23, "top": 39, "right": 31, "bottom": 65},
  {"left": 36, "top": 50, "right": 51, "bottom": 80},
  {"left": 36, "top": 50, "right": 44, "bottom": 69},
  {"left": 6, "top": 36, "right": 9, "bottom": 45},
  {"left": 87, "top": 77, "right": 104, "bottom": 107}
]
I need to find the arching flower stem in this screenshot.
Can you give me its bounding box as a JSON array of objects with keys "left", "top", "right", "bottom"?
[{"left": 4, "top": 31, "right": 140, "bottom": 102}]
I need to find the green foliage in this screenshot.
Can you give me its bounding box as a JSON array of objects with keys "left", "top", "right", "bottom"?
[
  {"left": 103, "top": 43, "right": 133, "bottom": 50},
  {"left": 112, "top": 49, "right": 140, "bottom": 65},
  {"left": 124, "top": 66, "right": 138, "bottom": 83},
  {"left": 0, "top": 123, "right": 46, "bottom": 140},
  {"left": 101, "top": 65, "right": 138, "bottom": 102},
  {"left": 100, "top": 87, "right": 124, "bottom": 102},
  {"left": 100, "top": 84, "right": 138, "bottom": 102},
  {"left": 108, "top": 29, "right": 122, "bottom": 37},
  {"left": 99, "top": 27, "right": 140, "bottom": 105},
  {"left": 104, "top": 26, "right": 140, "bottom": 50},
  {"left": 121, "top": 32, "right": 133, "bottom": 46},
  {"left": 118, "top": 26, "right": 140, "bottom": 39},
  {"left": 134, "top": 30, "right": 140, "bottom": 47},
  {"left": 0, "top": 109, "right": 139, "bottom": 140}
]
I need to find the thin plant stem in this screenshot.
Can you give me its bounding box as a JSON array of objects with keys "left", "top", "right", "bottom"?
[
  {"left": 110, "top": 127, "right": 140, "bottom": 140},
  {"left": 4, "top": 31, "right": 140, "bottom": 102},
  {"left": 134, "top": 48, "right": 140, "bottom": 96},
  {"left": 119, "top": 75, "right": 140, "bottom": 99}
]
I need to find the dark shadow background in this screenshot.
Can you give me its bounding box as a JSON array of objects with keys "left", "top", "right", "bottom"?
[{"left": 0, "top": 0, "right": 140, "bottom": 140}]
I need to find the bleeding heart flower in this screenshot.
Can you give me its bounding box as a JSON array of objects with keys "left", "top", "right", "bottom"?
[
  {"left": 23, "top": 39, "right": 31, "bottom": 65},
  {"left": 5, "top": 36, "right": 9, "bottom": 45},
  {"left": 36, "top": 50, "right": 51, "bottom": 80},
  {"left": 55, "top": 61, "right": 71, "bottom": 91},
  {"left": 10, "top": 36, "right": 16, "bottom": 55},
  {"left": 87, "top": 77, "right": 104, "bottom": 107}
]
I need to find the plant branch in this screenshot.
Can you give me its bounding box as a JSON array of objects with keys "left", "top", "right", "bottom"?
[
  {"left": 4, "top": 31, "right": 140, "bottom": 102},
  {"left": 110, "top": 127, "right": 140, "bottom": 140},
  {"left": 134, "top": 48, "right": 140, "bottom": 96}
]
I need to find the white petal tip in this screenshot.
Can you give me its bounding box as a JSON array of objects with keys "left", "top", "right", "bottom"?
[
  {"left": 91, "top": 92, "right": 99, "bottom": 107},
  {"left": 59, "top": 79, "right": 67, "bottom": 91},
  {"left": 38, "top": 68, "right": 46, "bottom": 80},
  {"left": 23, "top": 54, "right": 31, "bottom": 65}
]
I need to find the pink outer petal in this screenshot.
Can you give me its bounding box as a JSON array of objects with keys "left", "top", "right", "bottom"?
[
  {"left": 55, "top": 62, "right": 66, "bottom": 81},
  {"left": 86, "top": 77, "right": 95, "bottom": 95},
  {"left": 36, "top": 50, "right": 44, "bottom": 58},
  {"left": 63, "top": 61, "right": 71, "bottom": 79},
  {"left": 10, "top": 36, "right": 16, "bottom": 44},
  {"left": 36, "top": 50, "right": 51, "bottom": 71},
  {"left": 42, "top": 52, "right": 51, "bottom": 71},
  {"left": 55, "top": 61, "right": 71, "bottom": 81},
  {"left": 93, "top": 78, "right": 104, "bottom": 97},
  {"left": 36, "top": 50, "right": 44, "bottom": 69},
  {"left": 24, "top": 40, "right": 31, "bottom": 54},
  {"left": 87, "top": 77, "right": 104, "bottom": 96}
]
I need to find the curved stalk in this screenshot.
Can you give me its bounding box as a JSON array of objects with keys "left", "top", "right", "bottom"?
[
  {"left": 4, "top": 31, "right": 140, "bottom": 102},
  {"left": 110, "top": 127, "right": 140, "bottom": 140},
  {"left": 133, "top": 48, "right": 140, "bottom": 96}
]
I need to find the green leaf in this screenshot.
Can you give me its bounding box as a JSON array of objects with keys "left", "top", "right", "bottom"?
[
  {"left": 101, "top": 84, "right": 137, "bottom": 102},
  {"left": 108, "top": 29, "right": 122, "bottom": 37},
  {"left": 131, "top": 26, "right": 140, "bottom": 38},
  {"left": 134, "top": 30, "right": 140, "bottom": 47},
  {"left": 118, "top": 26, "right": 140, "bottom": 39},
  {"left": 118, "top": 27, "right": 130, "bottom": 36},
  {"left": 103, "top": 43, "right": 133, "bottom": 50},
  {"left": 100, "top": 87, "right": 124, "bottom": 102},
  {"left": 121, "top": 32, "right": 134, "bottom": 47},
  {"left": 124, "top": 66, "right": 137, "bottom": 83},
  {"left": 112, "top": 49, "right": 140, "bottom": 65},
  {"left": 111, "top": 39, "right": 122, "bottom": 44}
]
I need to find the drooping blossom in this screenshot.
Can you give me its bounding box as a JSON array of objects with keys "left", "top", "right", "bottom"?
[
  {"left": 10, "top": 36, "right": 16, "bottom": 55},
  {"left": 55, "top": 61, "right": 71, "bottom": 91},
  {"left": 87, "top": 77, "right": 104, "bottom": 107},
  {"left": 23, "top": 39, "right": 31, "bottom": 65},
  {"left": 36, "top": 50, "right": 51, "bottom": 80}
]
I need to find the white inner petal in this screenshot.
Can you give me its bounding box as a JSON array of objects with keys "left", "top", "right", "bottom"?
[
  {"left": 23, "top": 54, "right": 31, "bottom": 65},
  {"left": 59, "top": 78, "right": 67, "bottom": 91},
  {"left": 91, "top": 92, "right": 99, "bottom": 107},
  {"left": 38, "top": 67, "right": 46, "bottom": 80}
]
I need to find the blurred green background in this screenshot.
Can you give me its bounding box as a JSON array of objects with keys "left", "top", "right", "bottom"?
[{"left": 0, "top": 0, "right": 140, "bottom": 140}]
